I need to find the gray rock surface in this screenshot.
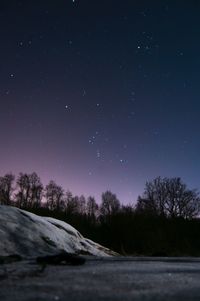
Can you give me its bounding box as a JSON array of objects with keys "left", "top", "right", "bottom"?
[
  {"left": 1, "top": 257, "right": 200, "bottom": 301},
  {"left": 0, "top": 205, "right": 116, "bottom": 257}
]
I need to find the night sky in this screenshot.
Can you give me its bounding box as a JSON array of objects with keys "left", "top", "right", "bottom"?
[{"left": 1, "top": 0, "right": 200, "bottom": 203}]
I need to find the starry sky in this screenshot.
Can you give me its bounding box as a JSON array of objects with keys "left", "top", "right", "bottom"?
[{"left": 1, "top": 0, "right": 200, "bottom": 203}]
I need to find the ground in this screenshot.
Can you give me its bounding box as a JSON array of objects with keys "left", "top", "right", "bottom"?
[{"left": 1, "top": 257, "right": 200, "bottom": 301}]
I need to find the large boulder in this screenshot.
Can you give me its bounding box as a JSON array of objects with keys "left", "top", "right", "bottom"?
[{"left": 0, "top": 205, "right": 116, "bottom": 257}]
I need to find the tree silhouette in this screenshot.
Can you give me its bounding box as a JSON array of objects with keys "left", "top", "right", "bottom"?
[
  {"left": 45, "top": 180, "right": 64, "bottom": 211},
  {"left": 15, "top": 172, "right": 43, "bottom": 209},
  {"left": 28, "top": 173, "right": 43, "bottom": 209},
  {"left": 87, "top": 196, "right": 99, "bottom": 220},
  {"left": 136, "top": 177, "right": 200, "bottom": 219},
  {"left": 1, "top": 171, "right": 200, "bottom": 256},
  {"left": 100, "top": 191, "right": 120, "bottom": 218},
  {"left": 78, "top": 195, "right": 87, "bottom": 215},
  {"left": 0, "top": 173, "right": 15, "bottom": 205}
]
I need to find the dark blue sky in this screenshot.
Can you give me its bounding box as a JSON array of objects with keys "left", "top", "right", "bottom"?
[{"left": 0, "top": 0, "right": 200, "bottom": 203}]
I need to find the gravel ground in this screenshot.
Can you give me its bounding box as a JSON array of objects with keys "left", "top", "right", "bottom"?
[{"left": 1, "top": 257, "right": 200, "bottom": 301}]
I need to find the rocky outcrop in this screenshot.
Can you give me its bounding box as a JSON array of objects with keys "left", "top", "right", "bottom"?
[{"left": 0, "top": 205, "right": 116, "bottom": 257}]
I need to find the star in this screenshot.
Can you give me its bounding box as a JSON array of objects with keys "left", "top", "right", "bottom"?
[{"left": 96, "top": 150, "right": 101, "bottom": 158}]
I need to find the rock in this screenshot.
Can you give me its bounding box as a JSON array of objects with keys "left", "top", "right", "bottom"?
[{"left": 0, "top": 205, "right": 117, "bottom": 258}]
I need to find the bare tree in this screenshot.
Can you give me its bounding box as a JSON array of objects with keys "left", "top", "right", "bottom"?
[
  {"left": 165, "top": 178, "right": 200, "bottom": 219},
  {"left": 15, "top": 172, "right": 43, "bottom": 209},
  {"left": 135, "top": 196, "right": 157, "bottom": 216},
  {"left": 28, "top": 173, "right": 43, "bottom": 209},
  {"left": 87, "top": 196, "right": 99, "bottom": 217},
  {"left": 65, "top": 192, "right": 81, "bottom": 216},
  {"left": 0, "top": 173, "right": 15, "bottom": 205},
  {"left": 79, "top": 195, "right": 86, "bottom": 215},
  {"left": 100, "top": 191, "right": 120, "bottom": 216},
  {"left": 15, "top": 173, "right": 31, "bottom": 208},
  {"left": 136, "top": 177, "right": 200, "bottom": 219},
  {"left": 45, "top": 180, "right": 64, "bottom": 211}
]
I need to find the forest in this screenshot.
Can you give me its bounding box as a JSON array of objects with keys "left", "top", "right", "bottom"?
[{"left": 1, "top": 172, "right": 200, "bottom": 256}]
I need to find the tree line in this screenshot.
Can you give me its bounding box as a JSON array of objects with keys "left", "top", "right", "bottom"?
[{"left": 1, "top": 172, "right": 200, "bottom": 256}]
